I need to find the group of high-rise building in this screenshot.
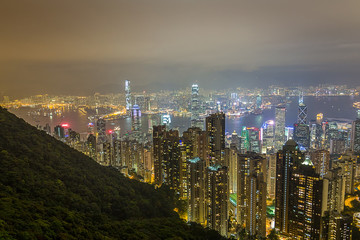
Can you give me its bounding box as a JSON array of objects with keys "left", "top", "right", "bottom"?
[{"left": 42, "top": 80, "right": 360, "bottom": 239}]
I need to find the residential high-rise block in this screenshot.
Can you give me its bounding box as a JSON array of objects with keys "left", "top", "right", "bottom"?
[
  {"left": 206, "top": 112, "right": 225, "bottom": 165},
  {"left": 187, "top": 157, "right": 206, "bottom": 225},
  {"left": 275, "top": 140, "right": 304, "bottom": 235},
  {"left": 206, "top": 165, "right": 229, "bottom": 236},
  {"left": 288, "top": 157, "right": 323, "bottom": 240},
  {"left": 351, "top": 118, "right": 360, "bottom": 154}
]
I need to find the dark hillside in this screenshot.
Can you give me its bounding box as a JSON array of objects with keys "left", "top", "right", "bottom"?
[{"left": 0, "top": 107, "right": 225, "bottom": 240}]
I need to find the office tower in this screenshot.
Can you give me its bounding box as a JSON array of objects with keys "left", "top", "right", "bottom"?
[
  {"left": 240, "top": 126, "right": 250, "bottom": 153},
  {"left": 131, "top": 105, "right": 141, "bottom": 131},
  {"left": 275, "top": 140, "right": 304, "bottom": 235},
  {"left": 230, "top": 130, "right": 241, "bottom": 151},
  {"left": 288, "top": 157, "right": 323, "bottom": 240},
  {"left": 267, "top": 154, "right": 277, "bottom": 199},
  {"left": 297, "top": 92, "right": 307, "bottom": 124},
  {"left": 248, "top": 127, "right": 261, "bottom": 153},
  {"left": 322, "top": 167, "right": 346, "bottom": 215},
  {"left": 274, "top": 106, "right": 286, "bottom": 151},
  {"left": 332, "top": 152, "right": 356, "bottom": 195},
  {"left": 351, "top": 118, "right": 360, "bottom": 154},
  {"left": 191, "top": 84, "right": 203, "bottom": 129},
  {"left": 285, "top": 126, "right": 294, "bottom": 141},
  {"left": 96, "top": 118, "right": 106, "bottom": 145},
  {"left": 237, "top": 153, "right": 267, "bottom": 230},
  {"left": 310, "top": 150, "right": 330, "bottom": 178},
  {"left": 330, "top": 139, "right": 346, "bottom": 154},
  {"left": 261, "top": 120, "right": 275, "bottom": 154},
  {"left": 293, "top": 123, "right": 310, "bottom": 149},
  {"left": 187, "top": 157, "right": 206, "bottom": 225},
  {"left": 206, "top": 112, "right": 225, "bottom": 165},
  {"left": 206, "top": 165, "right": 228, "bottom": 236},
  {"left": 125, "top": 79, "right": 131, "bottom": 112}
]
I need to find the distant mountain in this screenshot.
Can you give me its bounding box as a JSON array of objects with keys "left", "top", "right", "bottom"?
[{"left": 0, "top": 107, "right": 225, "bottom": 240}]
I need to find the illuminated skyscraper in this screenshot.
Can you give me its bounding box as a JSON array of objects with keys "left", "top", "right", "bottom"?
[
  {"left": 191, "top": 84, "right": 203, "bottom": 129},
  {"left": 131, "top": 105, "right": 141, "bottom": 132},
  {"left": 96, "top": 118, "right": 106, "bottom": 144},
  {"left": 297, "top": 92, "right": 307, "bottom": 124},
  {"left": 187, "top": 157, "right": 206, "bottom": 225},
  {"left": 261, "top": 120, "right": 275, "bottom": 154},
  {"left": 237, "top": 152, "right": 267, "bottom": 237},
  {"left": 248, "top": 127, "right": 261, "bottom": 153},
  {"left": 274, "top": 106, "right": 286, "bottom": 151},
  {"left": 288, "top": 157, "right": 323, "bottom": 240},
  {"left": 275, "top": 140, "right": 304, "bottom": 235},
  {"left": 125, "top": 79, "right": 131, "bottom": 112},
  {"left": 310, "top": 149, "right": 330, "bottom": 178},
  {"left": 206, "top": 112, "right": 225, "bottom": 165},
  {"left": 293, "top": 123, "right": 310, "bottom": 149},
  {"left": 206, "top": 164, "right": 229, "bottom": 236},
  {"left": 153, "top": 125, "right": 180, "bottom": 187}
]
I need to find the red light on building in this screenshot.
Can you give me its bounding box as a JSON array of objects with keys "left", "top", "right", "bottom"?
[{"left": 61, "top": 123, "right": 70, "bottom": 128}]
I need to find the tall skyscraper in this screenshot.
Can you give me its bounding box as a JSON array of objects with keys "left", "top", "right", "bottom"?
[
  {"left": 237, "top": 152, "right": 267, "bottom": 234},
  {"left": 248, "top": 127, "right": 261, "bottom": 153},
  {"left": 261, "top": 120, "right": 275, "bottom": 154},
  {"left": 153, "top": 125, "right": 181, "bottom": 188},
  {"left": 310, "top": 150, "right": 330, "bottom": 178},
  {"left": 96, "top": 118, "right": 106, "bottom": 144},
  {"left": 322, "top": 167, "right": 346, "bottom": 215},
  {"left": 274, "top": 106, "right": 286, "bottom": 150},
  {"left": 187, "top": 157, "right": 206, "bottom": 225},
  {"left": 267, "top": 154, "right": 277, "bottom": 199},
  {"left": 246, "top": 155, "right": 267, "bottom": 238},
  {"left": 206, "top": 164, "right": 229, "bottom": 236},
  {"left": 293, "top": 123, "right": 310, "bottom": 149},
  {"left": 206, "top": 112, "right": 225, "bottom": 165},
  {"left": 191, "top": 84, "right": 203, "bottom": 129},
  {"left": 131, "top": 104, "right": 141, "bottom": 132},
  {"left": 125, "top": 79, "right": 131, "bottom": 112},
  {"left": 297, "top": 92, "right": 307, "bottom": 124},
  {"left": 288, "top": 157, "right": 323, "bottom": 239},
  {"left": 351, "top": 118, "right": 360, "bottom": 154},
  {"left": 275, "top": 140, "right": 304, "bottom": 235}
]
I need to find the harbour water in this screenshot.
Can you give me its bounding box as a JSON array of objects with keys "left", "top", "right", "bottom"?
[{"left": 9, "top": 96, "right": 360, "bottom": 138}]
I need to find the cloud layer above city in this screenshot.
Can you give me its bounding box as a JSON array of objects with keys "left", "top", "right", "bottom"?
[{"left": 1, "top": 0, "right": 360, "bottom": 96}]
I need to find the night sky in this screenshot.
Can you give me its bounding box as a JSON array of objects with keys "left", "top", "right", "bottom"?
[{"left": 1, "top": 0, "right": 360, "bottom": 97}]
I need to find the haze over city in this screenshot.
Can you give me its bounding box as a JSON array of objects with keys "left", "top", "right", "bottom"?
[
  {"left": 1, "top": 0, "right": 360, "bottom": 97},
  {"left": 2, "top": 1, "right": 360, "bottom": 240}
]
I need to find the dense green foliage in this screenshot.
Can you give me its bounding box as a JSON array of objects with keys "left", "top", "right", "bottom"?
[{"left": 0, "top": 107, "right": 225, "bottom": 239}]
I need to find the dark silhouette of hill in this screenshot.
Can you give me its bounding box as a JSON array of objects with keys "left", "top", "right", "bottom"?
[{"left": 0, "top": 107, "right": 225, "bottom": 240}]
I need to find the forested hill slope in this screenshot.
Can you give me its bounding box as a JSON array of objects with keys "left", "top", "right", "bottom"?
[{"left": 0, "top": 107, "right": 225, "bottom": 240}]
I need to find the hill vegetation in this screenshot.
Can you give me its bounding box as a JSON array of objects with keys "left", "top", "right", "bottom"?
[{"left": 0, "top": 107, "right": 225, "bottom": 239}]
